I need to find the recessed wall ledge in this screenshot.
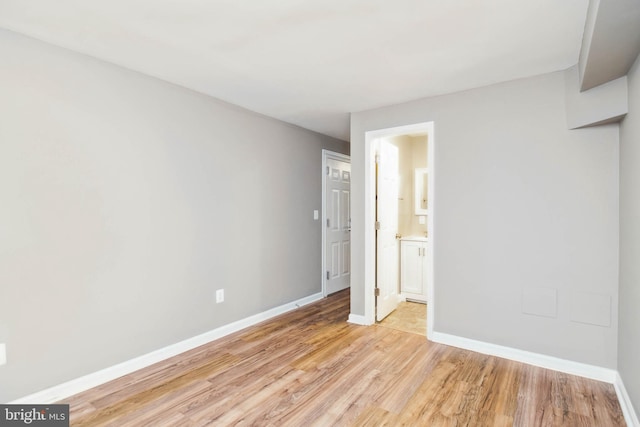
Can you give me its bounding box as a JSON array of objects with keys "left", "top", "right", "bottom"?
[{"left": 565, "top": 65, "right": 628, "bottom": 130}]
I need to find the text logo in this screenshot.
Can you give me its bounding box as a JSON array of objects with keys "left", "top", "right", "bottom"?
[{"left": 0, "top": 405, "right": 69, "bottom": 426}]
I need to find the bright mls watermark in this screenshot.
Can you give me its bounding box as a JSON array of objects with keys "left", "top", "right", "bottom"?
[{"left": 0, "top": 405, "right": 69, "bottom": 426}]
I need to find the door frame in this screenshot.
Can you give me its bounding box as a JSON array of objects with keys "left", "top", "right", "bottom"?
[
  {"left": 364, "top": 122, "right": 435, "bottom": 339},
  {"left": 322, "top": 149, "right": 351, "bottom": 297}
]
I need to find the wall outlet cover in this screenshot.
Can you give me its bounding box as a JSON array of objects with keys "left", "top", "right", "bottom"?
[
  {"left": 0, "top": 343, "right": 6, "bottom": 366},
  {"left": 216, "top": 289, "right": 224, "bottom": 303}
]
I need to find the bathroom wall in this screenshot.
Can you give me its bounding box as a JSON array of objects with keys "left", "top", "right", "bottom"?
[
  {"left": 386, "top": 135, "right": 428, "bottom": 239},
  {"left": 408, "top": 135, "right": 428, "bottom": 237}
]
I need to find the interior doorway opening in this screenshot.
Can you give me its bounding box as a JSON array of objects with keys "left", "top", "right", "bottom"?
[{"left": 365, "top": 122, "right": 435, "bottom": 339}]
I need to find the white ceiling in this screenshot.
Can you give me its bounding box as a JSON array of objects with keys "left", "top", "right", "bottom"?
[{"left": 0, "top": 0, "right": 588, "bottom": 141}]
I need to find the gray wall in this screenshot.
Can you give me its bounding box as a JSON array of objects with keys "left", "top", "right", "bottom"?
[
  {"left": 0, "top": 29, "right": 348, "bottom": 402},
  {"left": 351, "top": 71, "right": 620, "bottom": 368},
  {"left": 619, "top": 52, "right": 640, "bottom": 418}
]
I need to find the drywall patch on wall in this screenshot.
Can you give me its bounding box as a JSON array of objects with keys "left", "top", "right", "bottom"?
[
  {"left": 522, "top": 287, "right": 557, "bottom": 318},
  {"left": 570, "top": 291, "right": 611, "bottom": 327}
]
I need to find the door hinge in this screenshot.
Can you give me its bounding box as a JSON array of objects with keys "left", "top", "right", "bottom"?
[
  {"left": 327, "top": 218, "right": 330, "bottom": 228},
  {"left": 326, "top": 166, "right": 330, "bottom": 175},
  {"left": 375, "top": 221, "right": 381, "bottom": 230},
  {"left": 327, "top": 271, "right": 330, "bottom": 280},
  {"left": 375, "top": 154, "right": 380, "bottom": 164},
  {"left": 374, "top": 288, "right": 380, "bottom": 297}
]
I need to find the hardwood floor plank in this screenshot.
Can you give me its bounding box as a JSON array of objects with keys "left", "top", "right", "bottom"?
[
  {"left": 59, "top": 289, "right": 625, "bottom": 427},
  {"left": 290, "top": 324, "right": 369, "bottom": 371},
  {"left": 89, "top": 351, "right": 239, "bottom": 410},
  {"left": 275, "top": 341, "right": 386, "bottom": 425},
  {"left": 99, "top": 380, "right": 212, "bottom": 427},
  {"left": 351, "top": 406, "right": 399, "bottom": 427},
  {"left": 189, "top": 368, "right": 307, "bottom": 426},
  {"left": 306, "top": 369, "right": 383, "bottom": 427},
  {"left": 72, "top": 354, "right": 240, "bottom": 426},
  {"left": 372, "top": 340, "right": 446, "bottom": 413},
  {"left": 397, "top": 359, "right": 461, "bottom": 422},
  {"left": 589, "top": 378, "right": 627, "bottom": 426},
  {"left": 180, "top": 346, "right": 310, "bottom": 420}
]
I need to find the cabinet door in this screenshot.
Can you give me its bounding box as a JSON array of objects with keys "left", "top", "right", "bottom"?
[
  {"left": 401, "top": 241, "right": 424, "bottom": 295},
  {"left": 421, "top": 243, "right": 428, "bottom": 302}
]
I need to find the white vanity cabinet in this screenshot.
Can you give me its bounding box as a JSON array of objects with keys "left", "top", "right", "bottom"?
[{"left": 400, "top": 237, "right": 428, "bottom": 302}]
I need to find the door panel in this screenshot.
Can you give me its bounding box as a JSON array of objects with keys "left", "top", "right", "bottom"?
[
  {"left": 342, "top": 241, "right": 350, "bottom": 275},
  {"left": 330, "top": 243, "right": 339, "bottom": 277}
]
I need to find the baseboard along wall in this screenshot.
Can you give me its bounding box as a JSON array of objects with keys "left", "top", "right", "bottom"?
[
  {"left": 9, "top": 292, "right": 324, "bottom": 405},
  {"left": 11, "top": 301, "right": 639, "bottom": 426}
]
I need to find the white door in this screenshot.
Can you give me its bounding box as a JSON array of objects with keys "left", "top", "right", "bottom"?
[
  {"left": 376, "top": 140, "right": 400, "bottom": 321},
  {"left": 325, "top": 157, "right": 351, "bottom": 295}
]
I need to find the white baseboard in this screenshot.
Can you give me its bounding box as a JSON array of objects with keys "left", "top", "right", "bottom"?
[
  {"left": 10, "top": 292, "right": 324, "bottom": 404},
  {"left": 615, "top": 372, "right": 640, "bottom": 427},
  {"left": 431, "top": 332, "right": 617, "bottom": 384},
  {"left": 347, "top": 313, "right": 370, "bottom": 325}
]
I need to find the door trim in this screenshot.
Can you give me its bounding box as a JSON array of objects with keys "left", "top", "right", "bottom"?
[
  {"left": 364, "top": 122, "right": 435, "bottom": 339},
  {"left": 322, "top": 149, "right": 351, "bottom": 297}
]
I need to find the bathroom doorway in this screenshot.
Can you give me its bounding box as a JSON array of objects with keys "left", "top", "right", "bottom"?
[{"left": 365, "top": 122, "right": 435, "bottom": 339}]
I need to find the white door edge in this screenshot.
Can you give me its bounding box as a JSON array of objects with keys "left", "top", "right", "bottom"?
[{"left": 375, "top": 139, "right": 400, "bottom": 321}]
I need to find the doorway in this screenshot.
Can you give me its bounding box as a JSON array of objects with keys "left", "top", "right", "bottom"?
[
  {"left": 322, "top": 150, "right": 351, "bottom": 297},
  {"left": 365, "top": 122, "right": 435, "bottom": 339}
]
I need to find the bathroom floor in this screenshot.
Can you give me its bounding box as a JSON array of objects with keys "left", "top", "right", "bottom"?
[{"left": 377, "top": 301, "right": 427, "bottom": 336}]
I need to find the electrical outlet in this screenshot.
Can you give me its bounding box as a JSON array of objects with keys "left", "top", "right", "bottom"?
[
  {"left": 0, "top": 343, "right": 6, "bottom": 366},
  {"left": 216, "top": 289, "right": 224, "bottom": 303}
]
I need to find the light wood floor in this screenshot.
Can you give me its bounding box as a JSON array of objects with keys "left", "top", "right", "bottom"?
[
  {"left": 378, "top": 300, "right": 427, "bottom": 336},
  {"left": 62, "top": 290, "right": 625, "bottom": 426}
]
